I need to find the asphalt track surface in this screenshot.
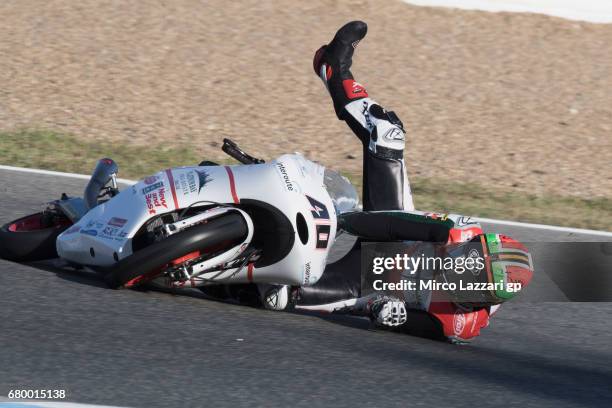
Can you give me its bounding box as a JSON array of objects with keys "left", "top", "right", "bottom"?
[{"left": 1, "top": 169, "right": 611, "bottom": 408}]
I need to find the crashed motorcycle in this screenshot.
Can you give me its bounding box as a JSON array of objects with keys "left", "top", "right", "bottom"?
[{"left": 0, "top": 139, "right": 359, "bottom": 289}]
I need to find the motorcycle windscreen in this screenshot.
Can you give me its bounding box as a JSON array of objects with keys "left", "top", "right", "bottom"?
[{"left": 323, "top": 169, "right": 359, "bottom": 215}]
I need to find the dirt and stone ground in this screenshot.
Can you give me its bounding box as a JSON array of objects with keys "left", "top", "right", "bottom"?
[{"left": 1, "top": 0, "right": 611, "bottom": 199}]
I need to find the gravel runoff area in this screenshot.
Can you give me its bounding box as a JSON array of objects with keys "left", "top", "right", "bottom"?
[{"left": 1, "top": 0, "right": 611, "bottom": 199}]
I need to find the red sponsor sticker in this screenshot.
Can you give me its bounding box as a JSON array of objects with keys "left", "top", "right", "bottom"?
[
  {"left": 108, "top": 217, "right": 127, "bottom": 227},
  {"left": 144, "top": 175, "right": 159, "bottom": 185},
  {"left": 453, "top": 310, "right": 466, "bottom": 336},
  {"left": 145, "top": 187, "right": 168, "bottom": 214}
]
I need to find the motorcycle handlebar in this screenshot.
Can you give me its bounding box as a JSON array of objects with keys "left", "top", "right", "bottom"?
[{"left": 222, "top": 139, "right": 265, "bottom": 165}]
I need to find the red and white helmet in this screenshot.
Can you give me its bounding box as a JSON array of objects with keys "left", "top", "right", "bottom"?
[{"left": 441, "top": 233, "right": 534, "bottom": 305}]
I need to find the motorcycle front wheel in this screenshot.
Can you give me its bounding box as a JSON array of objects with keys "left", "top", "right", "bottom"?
[
  {"left": 0, "top": 212, "right": 72, "bottom": 262},
  {"left": 104, "top": 212, "right": 249, "bottom": 289}
]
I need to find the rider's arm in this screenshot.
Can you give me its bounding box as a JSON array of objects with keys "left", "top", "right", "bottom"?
[
  {"left": 339, "top": 210, "right": 484, "bottom": 245},
  {"left": 425, "top": 300, "right": 493, "bottom": 343},
  {"left": 338, "top": 211, "right": 453, "bottom": 242}
]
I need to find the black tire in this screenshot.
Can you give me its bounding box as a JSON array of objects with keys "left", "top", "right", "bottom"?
[
  {"left": 0, "top": 212, "right": 71, "bottom": 262},
  {"left": 104, "top": 212, "right": 248, "bottom": 289}
]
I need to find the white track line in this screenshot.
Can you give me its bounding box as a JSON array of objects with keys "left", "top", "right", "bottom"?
[
  {"left": 0, "top": 397, "right": 127, "bottom": 407},
  {"left": 401, "top": 0, "right": 612, "bottom": 24},
  {"left": 1, "top": 164, "right": 611, "bottom": 236},
  {"left": 473, "top": 216, "right": 612, "bottom": 237},
  {"left": 0, "top": 165, "right": 135, "bottom": 185}
]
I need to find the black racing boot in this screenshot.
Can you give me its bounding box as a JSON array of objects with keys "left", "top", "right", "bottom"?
[
  {"left": 314, "top": 21, "right": 415, "bottom": 212},
  {"left": 313, "top": 20, "right": 369, "bottom": 119}
]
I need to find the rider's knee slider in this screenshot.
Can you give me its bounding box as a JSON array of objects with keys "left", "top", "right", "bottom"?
[{"left": 367, "top": 104, "right": 405, "bottom": 159}]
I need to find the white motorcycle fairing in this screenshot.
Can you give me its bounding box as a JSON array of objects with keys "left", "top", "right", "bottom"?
[{"left": 56, "top": 154, "right": 339, "bottom": 286}]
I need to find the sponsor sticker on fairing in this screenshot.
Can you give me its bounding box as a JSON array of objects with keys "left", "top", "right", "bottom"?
[
  {"left": 175, "top": 172, "right": 196, "bottom": 196},
  {"left": 145, "top": 187, "right": 168, "bottom": 215},
  {"left": 80, "top": 229, "right": 98, "bottom": 237},
  {"left": 144, "top": 175, "right": 160, "bottom": 185},
  {"left": 107, "top": 217, "right": 127, "bottom": 227},
  {"left": 275, "top": 162, "right": 299, "bottom": 193},
  {"left": 306, "top": 195, "right": 329, "bottom": 220},
  {"left": 85, "top": 220, "right": 103, "bottom": 229},
  {"left": 303, "top": 261, "right": 312, "bottom": 284},
  {"left": 195, "top": 169, "right": 212, "bottom": 193},
  {"left": 100, "top": 226, "right": 119, "bottom": 239},
  {"left": 174, "top": 169, "right": 212, "bottom": 197},
  {"left": 315, "top": 224, "right": 331, "bottom": 250},
  {"left": 142, "top": 181, "right": 164, "bottom": 195}
]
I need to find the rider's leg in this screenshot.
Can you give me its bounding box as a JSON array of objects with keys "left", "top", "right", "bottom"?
[
  {"left": 313, "top": 21, "right": 414, "bottom": 211},
  {"left": 261, "top": 22, "right": 414, "bottom": 313},
  {"left": 291, "top": 22, "right": 417, "bottom": 324}
]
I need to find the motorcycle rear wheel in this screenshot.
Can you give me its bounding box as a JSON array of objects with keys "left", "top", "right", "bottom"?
[
  {"left": 0, "top": 212, "right": 72, "bottom": 262},
  {"left": 104, "top": 212, "right": 248, "bottom": 289}
]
